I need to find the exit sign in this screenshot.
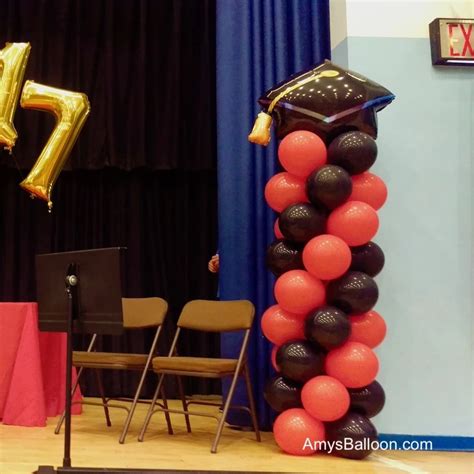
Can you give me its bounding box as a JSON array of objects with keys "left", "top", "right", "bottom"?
[{"left": 429, "top": 18, "right": 473, "bottom": 67}]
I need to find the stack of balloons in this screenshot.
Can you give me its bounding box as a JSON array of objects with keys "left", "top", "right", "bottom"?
[{"left": 262, "top": 130, "right": 388, "bottom": 459}]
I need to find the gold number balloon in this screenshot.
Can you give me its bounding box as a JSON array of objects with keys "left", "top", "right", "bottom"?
[
  {"left": 0, "top": 42, "right": 31, "bottom": 150},
  {"left": 19, "top": 80, "right": 90, "bottom": 209}
]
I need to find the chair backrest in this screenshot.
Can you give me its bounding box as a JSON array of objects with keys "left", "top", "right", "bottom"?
[
  {"left": 122, "top": 297, "right": 168, "bottom": 329},
  {"left": 177, "top": 300, "right": 255, "bottom": 332}
]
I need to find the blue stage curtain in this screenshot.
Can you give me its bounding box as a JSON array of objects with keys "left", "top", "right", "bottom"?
[{"left": 216, "top": 0, "right": 330, "bottom": 429}]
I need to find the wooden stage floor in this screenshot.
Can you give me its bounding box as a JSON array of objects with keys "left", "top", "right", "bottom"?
[{"left": 0, "top": 398, "right": 472, "bottom": 473}]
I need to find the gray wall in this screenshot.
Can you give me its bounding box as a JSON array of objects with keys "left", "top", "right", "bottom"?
[{"left": 333, "top": 37, "right": 473, "bottom": 436}]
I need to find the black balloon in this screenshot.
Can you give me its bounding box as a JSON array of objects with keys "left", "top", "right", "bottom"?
[
  {"left": 266, "top": 239, "right": 304, "bottom": 276},
  {"left": 276, "top": 340, "right": 325, "bottom": 383},
  {"left": 328, "top": 131, "right": 378, "bottom": 175},
  {"left": 305, "top": 306, "right": 350, "bottom": 350},
  {"left": 326, "top": 412, "right": 378, "bottom": 459},
  {"left": 306, "top": 165, "right": 352, "bottom": 210},
  {"left": 263, "top": 375, "right": 302, "bottom": 412},
  {"left": 348, "top": 380, "right": 386, "bottom": 418},
  {"left": 326, "top": 271, "right": 378, "bottom": 314},
  {"left": 350, "top": 241, "right": 385, "bottom": 277},
  {"left": 279, "top": 203, "right": 326, "bottom": 243},
  {"left": 251, "top": 60, "right": 394, "bottom": 143}
]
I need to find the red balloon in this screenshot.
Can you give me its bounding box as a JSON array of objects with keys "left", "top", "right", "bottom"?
[
  {"left": 349, "top": 310, "right": 387, "bottom": 348},
  {"left": 273, "top": 408, "right": 325, "bottom": 455},
  {"left": 325, "top": 342, "right": 379, "bottom": 388},
  {"left": 264, "top": 172, "right": 308, "bottom": 213},
  {"left": 274, "top": 218, "right": 284, "bottom": 239},
  {"left": 274, "top": 270, "right": 325, "bottom": 315},
  {"left": 278, "top": 131, "right": 327, "bottom": 179},
  {"left": 271, "top": 345, "right": 280, "bottom": 371},
  {"left": 303, "top": 234, "right": 352, "bottom": 280},
  {"left": 261, "top": 305, "right": 305, "bottom": 346},
  {"left": 302, "top": 376, "right": 350, "bottom": 422},
  {"left": 327, "top": 201, "right": 379, "bottom": 246},
  {"left": 350, "top": 172, "right": 388, "bottom": 210}
]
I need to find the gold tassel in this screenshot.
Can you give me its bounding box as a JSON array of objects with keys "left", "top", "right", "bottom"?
[
  {"left": 248, "top": 111, "right": 273, "bottom": 146},
  {"left": 248, "top": 69, "right": 339, "bottom": 146}
]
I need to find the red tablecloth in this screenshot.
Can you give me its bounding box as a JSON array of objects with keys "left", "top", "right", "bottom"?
[{"left": 0, "top": 302, "right": 82, "bottom": 427}]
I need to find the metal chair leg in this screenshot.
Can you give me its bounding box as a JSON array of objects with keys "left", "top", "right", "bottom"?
[
  {"left": 160, "top": 385, "right": 174, "bottom": 435},
  {"left": 176, "top": 375, "right": 191, "bottom": 433},
  {"left": 54, "top": 366, "right": 84, "bottom": 434},
  {"left": 94, "top": 369, "right": 112, "bottom": 427},
  {"left": 138, "top": 373, "right": 165, "bottom": 442},
  {"left": 244, "top": 364, "right": 261, "bottom": 442},
  {"left": 119, "top": 372, "right": 149, "bottom": 444},
  {"left": 211, "top": 372, "right": 241, "bottom": 454}
]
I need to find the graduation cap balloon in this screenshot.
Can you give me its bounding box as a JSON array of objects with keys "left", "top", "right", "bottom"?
[{"left": 248, "top": 60, "right": 394, "bottom": 146}]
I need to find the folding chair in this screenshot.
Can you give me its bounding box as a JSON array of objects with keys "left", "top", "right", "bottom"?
[
  {"left": 55, "top": 297, "right": 172, "bottom": 444},
  {"left": 138, "top": 299, "right": 261, "bottom": 453}
]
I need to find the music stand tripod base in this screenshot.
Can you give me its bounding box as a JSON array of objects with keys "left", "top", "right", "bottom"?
[{"left": 35, "top": 247, "right": 126, "bottom": 470}]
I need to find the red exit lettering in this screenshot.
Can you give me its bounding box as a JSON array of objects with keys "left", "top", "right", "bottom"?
[{"left": 448, "top": 23, "right": 474, "bottom": 57}]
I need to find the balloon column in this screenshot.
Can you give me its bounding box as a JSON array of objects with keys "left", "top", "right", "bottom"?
[{"left": 250, "top": 60, "right": 394, "bottom": 459}]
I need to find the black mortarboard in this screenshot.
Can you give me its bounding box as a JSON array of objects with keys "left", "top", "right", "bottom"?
[{"left": 248, "top": 60, "right": 395, "bottom": 145}]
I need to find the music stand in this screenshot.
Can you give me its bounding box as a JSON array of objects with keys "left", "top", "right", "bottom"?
[{"left": 35, "top": 247, "right": 126, "bottom": 471}]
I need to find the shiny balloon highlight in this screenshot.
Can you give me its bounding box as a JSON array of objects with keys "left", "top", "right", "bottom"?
[
  {"left": 278, "top": 130, "right": 327, "bottom": 178},
  {"left": 266, "top": 240, "right": 304, "bottom": 276},
  {"left": 305, "top": 305, "right": 350, "bottom": 350},
  {"left": 279, "top": 203, "right": 326, "bottom": 243},
  {"left": 326, "top": 271, "right": 379, "bottom": 314},
  {"left": 276, "top": 340, "right": 325, "bottom": 383},
  {"left": 264, "top": 375, "right": 302, "bottom": 412},
  {"left": 328, "top": 131, "right": 378, "bottom": 175},
  {"left": 350, "top": 241, "right": 385, "bottom": 277},
  {"left": 274, "top": 270, "right": 326, "bottom": 315},
  {"left": 0, "top": 42, "right": 31, "bottom": 150},
  {"left": 261, "top": 305, "right": 305, "bottom": 346},
  {"left": 273, "top": 408, "right": 325, "bottom": 455},
  {"left": 325, "top": 412, "right": 378, "bottom": 459},
  {"left": 20, "top": 81, "right": 90, "bottom": 208},
  {"left": 301, "top": 376, "right": 350, "bottom": 422},
  {"left": 348, "top": 310, "right": 387, "bottom": 348},
  {"left": 348, "top": 380, "right": 386, "bottom": 418},
  {"left": 325, "top": 341, "right": 379, "bottom": 388},
  {"left": 350, "top": 172, "right": 387, "bottom": 210},
  {"left": 327, "top": 201, "right": 379, "bottom": 246},
  {"left": 265, "top": 172, "right": 307, "bottom": 213},
  {"left": 303, "top": 234, "right": 351, "bottom": 280},
  {"left": 306, "top": 165, "right": 352, "bottom": 210}
]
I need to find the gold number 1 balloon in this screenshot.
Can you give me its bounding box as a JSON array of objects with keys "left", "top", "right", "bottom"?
[
  {"left": 0, "top": 42, "right": 31, "bottom": 150},
  {"left": 19, "top": 80, "right": 90, "bottom": 209}
]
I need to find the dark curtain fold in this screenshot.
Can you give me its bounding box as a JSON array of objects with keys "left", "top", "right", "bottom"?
[
  {"left": 0, "top": 0, "right": 216, "bottom": 171},
  {"left": 0, "top": 0, "right": 219, "bottom": 398},
  {"left": 0, "top": 166, "right": 220, "bottom": 396}
]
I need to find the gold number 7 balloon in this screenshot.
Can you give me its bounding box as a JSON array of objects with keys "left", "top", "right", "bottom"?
[
  {"left": 0, "top": 43, "right": 31, "bottom": 151},
  {"left": 19, "top": 80, "right": 90, "bottom": 210}
]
